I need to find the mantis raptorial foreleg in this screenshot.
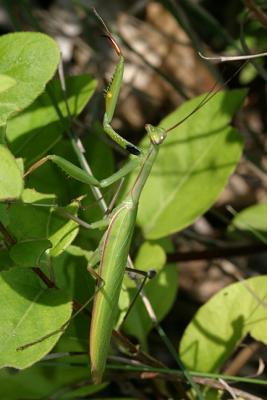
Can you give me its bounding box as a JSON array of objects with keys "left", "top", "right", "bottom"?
[
  {"left": 93, "top": 8, "right": 141, "bottom": 156},
  {"left": 25, "top": 154, "right": 141, "bottom": 189}
]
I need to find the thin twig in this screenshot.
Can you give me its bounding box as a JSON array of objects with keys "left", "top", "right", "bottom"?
[
  {"left": 32, "top": 267, "right": 90, "bottom": 315},
  {"left": 193, "top": 376, "right": 263, "bottom": 400},
  {"left": 107, "top": 364, "right": 264, "bottom": 400},
  {"left": 0, "top": 222, "right": 16, "bottom": 245},
  {"left": 223, "top": 342, "right": 262, "bottom": 376}
]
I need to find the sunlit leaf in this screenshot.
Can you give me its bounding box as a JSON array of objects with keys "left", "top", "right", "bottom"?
[
  {"left": 0, "top": 145, "right": 23, "bottom": 200},
  {"left": 7, "top": 75, "right": 96, "bottom": 165},
  {"left": 0, "top": 32, "right": 60, "bottom": 125},
  {"left": 0, "top": 268, "right": 72, "bottom": 369},
  {"left": 180, "top": 276, "right": 267, "bottom": 372},
  {"left": 228, "top": 203, "right": 267, "bottom": 244},
  {"left": 124, "top": 90, "right": 246, "bottom": 239}
]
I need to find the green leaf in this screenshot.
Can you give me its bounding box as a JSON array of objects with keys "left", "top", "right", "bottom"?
[
  {"left": 7, "top": 75, "right": 97, "bottom": 166},
  {"left": 0, "top": 268, "right": 72, "bottom": 369},
  {"left": 0, "top": 74, "right": 16, "bottom": 93},
  {"left": 0, "top": 145, "right": 23, "bottom": 200},
  {"left": 125, "top": 89, "right": 246, "bottom": 239},
  {"left": 239, "top": 63, "right": 258, "bottom": 84},
  {"left": 119, "top": 242, "right": 178, "bottom": 345},
  {"left": 228, "top": 203, "right": 267, "bottom": 244},
  {"left": 179, "top": 276, "right": 267, "bottom": 372},
  {"left": 4, "top": 190, "right": 80, "bottom": 257},
  {"left": 9, "top": 239, "right": 52, "bottom": 267},
  {"left": 0, "top": 32, "right": 60, "bottom": 125},
  {"left": 5, "top": 198, "right": 55, "bottom": 241}
]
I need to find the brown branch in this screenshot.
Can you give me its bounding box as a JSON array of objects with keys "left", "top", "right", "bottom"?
[
  {"left": 32, "top": 267, "right": 90, "bottom": 315},
  {"left": 223, "top": 341, "right": 262, "bottom": 376},
  {"left": 167, "top": 242, "right": 267, "bottom": 262},
  {"left": 32, "top": 267, "right": 56, "bottom": 289},
  {"left": 193, "top": 376, "right": 263, "bottom": 400},
  {"left": 112, "top": 330, "right": 166, "bottom": 369},
  {"left": 108, "top": 369, "right": 263, "bottom": 400},
  {"left": 0, "top": 222, "right": 16, "bottom": 245}
]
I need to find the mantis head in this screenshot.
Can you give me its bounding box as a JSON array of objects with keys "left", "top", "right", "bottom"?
[{"left": 145, "top": 124, "right": 167, "bottom": 145}]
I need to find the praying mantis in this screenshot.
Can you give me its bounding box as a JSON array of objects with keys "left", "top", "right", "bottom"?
[
  {"left": 24, "top": 19, "right": 207, "bottom": 386},
  {"left": 25, "top": 37, "right": 178, "bottom": 383},
  {"left": 22, "top": 9, "right": 267, "bottom": 389}
]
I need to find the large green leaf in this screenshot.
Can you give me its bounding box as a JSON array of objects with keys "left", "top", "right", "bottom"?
[
  {"left": 7, "top": 75, "right": 97, "bottom": 166},
  {"left": 0, "top": 268, "right": 72, "bottom": 369},
  {"left": 0, "top": 145, "right": 23, "bottom": 200},
  {"left": 179, "top": 276, "right": 267, "bottom": 372},
  {"left": 125, "top": 89, "right": 245, "bottom": 239},
  {"left": 228, "top": 203, "right": 267, "bottom": 244},
  {"left": 0, "top": 32, "right": 60, "bottom": 125}
]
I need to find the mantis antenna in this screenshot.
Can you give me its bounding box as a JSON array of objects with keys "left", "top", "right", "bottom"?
[{"left": 166, "top": 59, "right": 247, "bottom": 133}]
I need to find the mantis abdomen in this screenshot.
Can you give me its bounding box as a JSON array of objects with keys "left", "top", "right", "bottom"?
[{"left": 90, "top": 202, "right": 137, "bottom": 383}]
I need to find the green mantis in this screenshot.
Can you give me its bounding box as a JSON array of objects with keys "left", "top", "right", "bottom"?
[
  {"left": 23, "top": 10, "right": 267, "bottom": 391},
  {"left": 24, "top": 21, "right": 198, "bottom": 386},
  {"left": 88, "top": 123, "right": 169, "bottom": 383},
  {"left": 26, "top": 60, "right": 173, "bottom": 385}
]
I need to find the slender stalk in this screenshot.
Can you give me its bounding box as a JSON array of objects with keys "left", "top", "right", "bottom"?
[
  {"left": 56, "top": 60, "right": 108, "bottom": 212},
  {"left": 0, "top": 222, "right": 16, "bottom": 245}
]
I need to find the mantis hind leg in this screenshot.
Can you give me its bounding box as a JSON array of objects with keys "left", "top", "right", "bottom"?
[
  {"left": 16, "top": 267, "right": 105, "bottom": 352},
  {"left": 120, "top": 267, "right": 156, "bottom": 326}
]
